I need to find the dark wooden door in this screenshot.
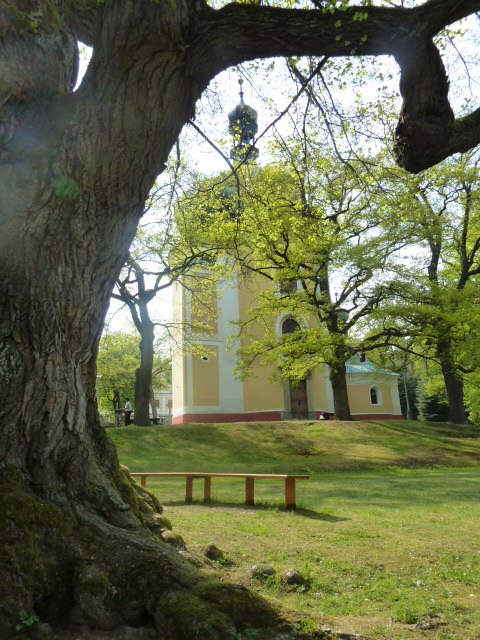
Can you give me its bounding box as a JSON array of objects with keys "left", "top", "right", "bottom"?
[{"left": 290, "top": 379, "right": 308, "bottom": 419}]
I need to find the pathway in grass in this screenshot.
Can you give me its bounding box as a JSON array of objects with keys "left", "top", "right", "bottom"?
[{"left": 108, "top": 421, "right": 480, "bottom": 639}]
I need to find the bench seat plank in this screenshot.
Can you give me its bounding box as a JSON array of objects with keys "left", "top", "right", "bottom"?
[
  {"left": 130, "top": 472, "right": 308, "bottom": 508},
  {"left": 131, "top": 472, "right": 309, "bottom": 479}
]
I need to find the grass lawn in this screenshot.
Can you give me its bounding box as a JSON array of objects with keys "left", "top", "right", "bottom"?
[{"left": 108, "top": 420, "right": 480, "bottom": 639}]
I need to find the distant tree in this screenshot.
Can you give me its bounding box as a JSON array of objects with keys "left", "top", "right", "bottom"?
[
  {"left": 399, "top": 374, "right": 420, "bottom": 421},
  {"left": 113, "top": 207, "right": 217, "bottom": 424},
  {"left": 465, "top": 372, "right": 480, "bottom": 425},
  {"left": 113, "top": 256, "right": 170, "bottom": 426},
  {"left": 96, "top": 328, "right": 171, "bottom": 424},
  {"left": 96, "top": 331, "right": 139, "bottom": 416},
  {"left": 366, "top": 152, "right": 480, "bottom": 424},
  {"left": 418, "top": 387, "right": 450, "bottom": 423}
]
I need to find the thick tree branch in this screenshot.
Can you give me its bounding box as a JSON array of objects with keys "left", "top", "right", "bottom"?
[
  {"left": 191, "top": 0, "right": 480, "bottom": 173},
  {"left": 64, "top": 0, "right": 102, "bottom": 46},
  {"left": 200, "top": 2, "right": 471, "bottom": 68},
  {"left": 199, "top": 1, "right": 479, "bottom": 76},
  {"left": 393, "top": 40, "right": 480, "bottom": 172},
  {"left": 417, "top": 0, "right": 480, "bottom": 38}
]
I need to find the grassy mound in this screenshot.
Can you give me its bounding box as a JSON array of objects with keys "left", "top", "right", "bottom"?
[
  {"left": 108, "top": 420, "right": 480, "bottom": 474},
  {"left": 107, "top": 420, "right": 480, "bottom": 640}
]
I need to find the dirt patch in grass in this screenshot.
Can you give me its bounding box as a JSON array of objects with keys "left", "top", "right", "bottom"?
[{"left": 287, "top": 440, "right": 321, "bottom": 456}]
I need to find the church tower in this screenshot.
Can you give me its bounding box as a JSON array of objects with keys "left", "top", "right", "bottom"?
[{"left": 171, "top": 83, "right": 403, "bottom": 424}]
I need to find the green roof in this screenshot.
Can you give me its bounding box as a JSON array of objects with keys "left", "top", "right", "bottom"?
[{"left": 346, "top": 356, "right": 398, "bottom": 377}]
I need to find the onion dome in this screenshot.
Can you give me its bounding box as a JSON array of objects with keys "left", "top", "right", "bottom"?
[{"left": 228, "top": 79, "right": 259, "bottom": 162}]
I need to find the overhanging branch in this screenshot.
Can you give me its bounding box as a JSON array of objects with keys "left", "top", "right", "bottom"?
[
  {"left": 64, "top": 0, "right": 101, "bottom": 46},
  {"left": 193, "top": 0, "right": 480, "bottom": 173}
]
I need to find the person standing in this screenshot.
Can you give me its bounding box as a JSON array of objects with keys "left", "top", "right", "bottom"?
[{"left": 124, "top": 398, "right": 132, "bottom": 426}]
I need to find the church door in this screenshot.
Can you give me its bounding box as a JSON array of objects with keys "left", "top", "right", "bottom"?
[
  {"left": 290, "top": 379, "right": 308, "bottom": 419},
  {"left": 281, "top": 318, "right": 309, "bottom": 419}
]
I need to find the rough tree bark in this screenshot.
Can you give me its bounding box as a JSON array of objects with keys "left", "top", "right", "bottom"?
[
  {"left": 325, "top": 323, "right": 353, "bottom": 421},
  {"left": 426, "top": 237, "right": 468, "bottom": 425},
  {"left": 437, "top": 340, "right": 468, "bottom": 425},
  {"left": 322, "top": 279, "right": 353, "bottom": 421},
  {"left": 1, "top": 0, "right": 479, "bottom": 636},
  {"left": 329, "top": 362, "right": 353, "bottom": 421},
  {"left": 135, "top": 312, "right": 156, "bottom": 426}
]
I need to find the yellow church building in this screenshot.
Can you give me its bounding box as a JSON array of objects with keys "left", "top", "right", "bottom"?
[
  {"left": 171, "top": 82, "right": 402, "bottom": 424},
  {"left": 171, "top": 271, "right": 402, "bottom": 424}
]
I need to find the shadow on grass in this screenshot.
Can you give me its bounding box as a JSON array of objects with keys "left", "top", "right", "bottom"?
[
  {"left": 294, "top": 507, "right": 348, "bottom": 522},
  {"left": 162, "top": 499, "right": 349, "bottom": 522},
  {"left": 374, "top": 420, "right": 480, "bottom": 439}
]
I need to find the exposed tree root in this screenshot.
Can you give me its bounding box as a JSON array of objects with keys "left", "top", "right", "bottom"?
[{"left": 0, "top": 466, "right": 330, "bottom": 640}]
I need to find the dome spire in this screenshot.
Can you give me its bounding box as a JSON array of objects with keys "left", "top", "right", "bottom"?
[
  {"left": 228, "top": 78, "right": 259, "bottom": 163},
  {"left": 238, "top": 78, "right": 245, "bottom": 104}
]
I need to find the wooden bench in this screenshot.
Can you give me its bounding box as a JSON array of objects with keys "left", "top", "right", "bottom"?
[{"left": 130, "top": 472, "right": 309, "bottom": 509}]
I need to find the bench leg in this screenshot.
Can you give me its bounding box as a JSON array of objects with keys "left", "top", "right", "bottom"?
[
  {"left": 185, "top": 476, "right": 193, "bottom": 502},
  {"left": 141, "top": 476, "right": 146, "bottom": 489},
  {"left": 203, "top": 477, "right": 211, "bottom": 501},
  {"left": 245, "top": 477, "right": 255, "bottom": 505},
  {"left": 285, "top": 477, "right": 296, "bottom": 509}
]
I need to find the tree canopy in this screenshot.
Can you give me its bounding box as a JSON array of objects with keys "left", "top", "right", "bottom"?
[
  {"left": 65, "top": 0, "right": 480, "bottom": 173},
  {"left": 180, "top": 149, "right": 399, "bottom": 419},
  {"left": 363, "top": 151, "right": 480, "bottom": 423}
]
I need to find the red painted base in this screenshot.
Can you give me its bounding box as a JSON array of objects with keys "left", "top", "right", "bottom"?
[
  {"left": 351, "top": 413, "right": 403, "bottom": 420},
  {"left": 172, "top": 411, "right": 403, "bottom": 424},
  {"left": 172, "top": 411, "right": 283, "bottom": 424}
]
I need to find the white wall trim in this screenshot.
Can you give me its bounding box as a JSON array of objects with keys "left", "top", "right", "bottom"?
[
  {"left": 391, "top": 381, "right": 402, "bottom": 416},
  {"left": 369, "top": 385, "right": 383, "bottom": 406},
  {"left": 216, "top": 271, "right": 244, "bottom": 413}
]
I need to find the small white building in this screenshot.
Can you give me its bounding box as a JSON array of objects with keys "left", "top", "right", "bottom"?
[{"left": 152, "top": 389, "right": 173, "bottom": 422}]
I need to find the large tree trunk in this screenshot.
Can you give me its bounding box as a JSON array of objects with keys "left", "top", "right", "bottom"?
[
  {"left": 330, "top": 365, "right": 352, "bottom": 420},
  {"left": 134, "top": 316, "right": 155, "bottom": 426},
  {"left": 329, "top": 362, "right": 353, "bottom": 421},
  {"left": 0, "top": 4, "right": 296, "bottom": 638},
  {"left": 1, "top": 0, "right": 478, "bottom": 635},
  {"left": 437, "top": 341, "right": 468, "bottom": 425},
  {"left": 325, "top": 318, "right": 352, "bottom": 421}
]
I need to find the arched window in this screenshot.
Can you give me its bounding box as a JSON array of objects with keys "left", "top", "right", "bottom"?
[
  {"left": 282, "top": 318, "right": 301, "bottom": 335},
  {"left": 370, "top": 387, "right": 381, "bottom": 405}
]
